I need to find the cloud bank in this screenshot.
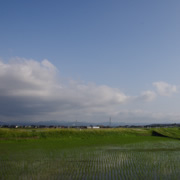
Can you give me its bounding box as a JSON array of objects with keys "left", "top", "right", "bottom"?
[
  {"left": 0, "top": 58, "right": 178, "bottom": 124},
  {"left": 0, "top": 58, "right": 129, "bottom": 121}
]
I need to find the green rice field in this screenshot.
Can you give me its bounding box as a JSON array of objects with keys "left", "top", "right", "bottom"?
[{"left": 0, "top": 128, "right": 180, "bottom": 179}]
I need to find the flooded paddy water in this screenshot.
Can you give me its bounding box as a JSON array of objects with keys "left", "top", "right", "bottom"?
[{"left": 0, "top": 140, "right": 180, "bottom": 179}]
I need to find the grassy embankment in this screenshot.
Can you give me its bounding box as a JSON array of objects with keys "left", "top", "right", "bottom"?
[
  {"left": 0, "top": 127, "right": 179, "bottom": 144},
  {"left": 0, "top": 128, "right": 168, "bottom": 148}
]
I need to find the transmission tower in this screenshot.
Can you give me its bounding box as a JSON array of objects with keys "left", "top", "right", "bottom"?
[{"left": 109, "top": 117, "right": 111, "bottom": 127}]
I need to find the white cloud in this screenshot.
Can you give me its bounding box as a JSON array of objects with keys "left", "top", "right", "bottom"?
[
  {"left": 136, "top": 91, "right": 156, "bottom": 102},
  {"left": 0, "top": 58, "right": 58, "bottom": 97},
  {"left": 153, "top": 81, "right": 177, "bottom": 96},
  {"left": 1, "top": 58, "right": 177, "bottom": 124},
  {"left": 0, "top": 58, "right": 130, "bottom": 121}
]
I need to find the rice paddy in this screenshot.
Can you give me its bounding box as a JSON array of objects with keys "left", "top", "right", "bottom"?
[{"left": 0, "top": 128, "right": 180, "bottom": 179}]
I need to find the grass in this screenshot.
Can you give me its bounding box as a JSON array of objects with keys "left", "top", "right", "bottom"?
[
  {"left": 0, "top": 127, "right": 152, "bottom": 138},
  {"left": 0, "top": 127, "right": 180, "bottom": 179},
  {"left": 152, "top": 127, "right": 180, "bottom": 139}
]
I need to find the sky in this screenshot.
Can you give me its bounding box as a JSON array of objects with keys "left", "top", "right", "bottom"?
[{"left": 0, "top": 0, "right": 180, "bottom": 124}]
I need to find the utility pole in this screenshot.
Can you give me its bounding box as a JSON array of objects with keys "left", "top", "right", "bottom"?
[{"left": 109, "top": 117, "right": 111, "bottom": 127}]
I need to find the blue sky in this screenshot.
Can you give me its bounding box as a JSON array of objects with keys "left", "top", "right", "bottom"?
[{"left": 0, "top": 0, "right": 180, "bottom": 124}]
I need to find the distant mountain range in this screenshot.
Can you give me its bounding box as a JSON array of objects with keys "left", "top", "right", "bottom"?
[{"left": 0, "top": 120, "right": 179, "bottom": 127}]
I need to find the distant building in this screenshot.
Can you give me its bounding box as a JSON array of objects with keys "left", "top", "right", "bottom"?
[
  {"left": 92, "top": 126, "right": 100, "bottom": 129},
  {"left": 87, "top": 125, "right": 99, "bottom": 129}
]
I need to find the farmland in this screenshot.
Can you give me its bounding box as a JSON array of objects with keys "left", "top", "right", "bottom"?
[{"left": 0, "top": 128, "right": 180, "bottom": 179}]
